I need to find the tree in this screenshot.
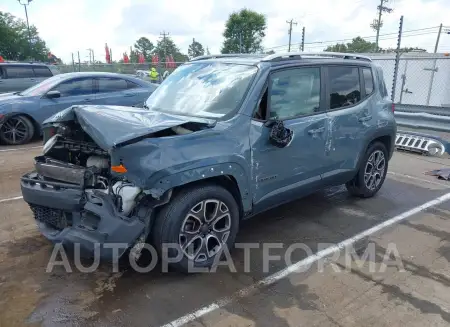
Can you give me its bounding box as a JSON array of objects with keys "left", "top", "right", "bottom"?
[
  {"left": 0, "top": 11, "right": 52, "bottom": 61},
  {"left": 153, "top": 35, "right": 188, "bottom": 63},
  {"left": 325, "top": 37, "right": 377, "bottom": 53},
  {"left": 134, "top": 37, "right": 154, "bottom": 61},
  {"left": 188, "top": 38, "right": 205, "bottom": 59},
  {"left": 221, "top": 9, "right": 267, "bottom": 54}
]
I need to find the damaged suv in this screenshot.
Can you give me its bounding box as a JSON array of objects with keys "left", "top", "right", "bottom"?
[{"left": 20, "top": 52, "right": 396, "bottom": 272}]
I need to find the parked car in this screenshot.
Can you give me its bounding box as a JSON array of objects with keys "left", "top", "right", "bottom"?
[
  {"left": 0, "top": 72, "right": 158, "bottom": 145},
  {"left": 20, "top": 52, "right": 396, "bottom": 272},
  {"left": 0, "top": 62, "right": 60, "bottom": 94}
]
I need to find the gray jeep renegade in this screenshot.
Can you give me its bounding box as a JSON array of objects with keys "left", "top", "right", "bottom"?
[{"left": 21, "top": 52, "right": 396, "bottom": 272}]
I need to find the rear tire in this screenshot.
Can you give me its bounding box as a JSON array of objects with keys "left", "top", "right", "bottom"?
[
  {"left": 151, "top": 184, "right": 240, "bottom": 273},
  {"left": 346, "top": 142, "right": 388, "bottom": 198},
  {"left": 0, "top": 115, "right": 35, "bottom": 145}
]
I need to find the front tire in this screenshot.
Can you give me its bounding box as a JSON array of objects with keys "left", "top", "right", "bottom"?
[
  {"left": 152, "top": 184, "right": 240, "bottom": 273},
  {"left": 346, "top": 142, "right": 388, "bottom": 198},
  {"left": 0, "top": 115, "right": 35, "bottom": 145}
]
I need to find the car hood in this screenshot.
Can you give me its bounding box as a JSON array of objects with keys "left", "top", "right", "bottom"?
[
  {"left": 0, "top": 92, "right": 35, "bottom": 107},
  {"left": 43, "top": 105, "right": 217, "bottom": 150}
]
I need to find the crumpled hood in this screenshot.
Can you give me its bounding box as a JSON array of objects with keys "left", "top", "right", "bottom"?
[{"left": 43, "top": 105, "right": 216, "bottom": 150}]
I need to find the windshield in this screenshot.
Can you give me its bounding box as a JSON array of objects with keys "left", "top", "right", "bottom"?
[
  {"left": 19, "top": 74, "right": 67, "bottom": 96},
  {"left": 145, "top": 62, "right": 258, "bottom": 118}
]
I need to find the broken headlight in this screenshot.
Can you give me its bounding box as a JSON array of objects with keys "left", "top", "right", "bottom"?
[{"left": 42, "top": 134, "right": 59, "bottom": 155}]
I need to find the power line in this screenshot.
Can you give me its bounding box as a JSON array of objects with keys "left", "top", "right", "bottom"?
[{"left": 263, "top": 26, "right": 440, "bottom": 51}]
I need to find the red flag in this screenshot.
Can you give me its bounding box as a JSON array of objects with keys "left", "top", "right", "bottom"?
[
  {"left": 151, "top": 55, "right": 159, "bottom": 65},
  {"left": 123, "top": 53, "right": 129, "bottom": 63},
  {"left": 105, "top": 43, "right": 111, "bottom": 63},
  {"left": 170, "top": 55, "right": 176, "bottom": 68},
  {"left": 139, "top": 53, "right": 145, "bottom": 64},
  {"left": 0, "top": 56, "right": 4, "bottom": 63},
  {"left": 165, "top": 56, "right": 170, "bottom": 68}
]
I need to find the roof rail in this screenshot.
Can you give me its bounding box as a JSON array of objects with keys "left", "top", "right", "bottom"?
[
  {"left": 190, "top": 54, "right": 265, "bottom": 61},
  {"left": 262, "top": 51, "right": 372, "bottom": 62}
]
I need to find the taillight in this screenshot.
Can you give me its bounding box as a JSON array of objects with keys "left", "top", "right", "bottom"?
[{"left": 391, "top": 103, "right": 395, "bottom": 112}]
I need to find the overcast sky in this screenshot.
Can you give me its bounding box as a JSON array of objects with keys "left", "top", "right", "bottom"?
[{"left": 2, "top": 0, "right": 450, "bottom": 63}]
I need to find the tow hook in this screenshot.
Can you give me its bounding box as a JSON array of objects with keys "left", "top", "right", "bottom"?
[{"left": 129, "top": 233, "right": 146, "bottom": 262}]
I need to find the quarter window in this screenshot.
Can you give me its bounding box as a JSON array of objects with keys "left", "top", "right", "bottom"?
[
  {"left": 362, "top": 68, "right": 374, "bottom": 95},
  {"left": 269, "top": 67, "right": 321, "bottom": 120},
  {"left": 328, "top": 66, "right": 361, "bottom": 109}
]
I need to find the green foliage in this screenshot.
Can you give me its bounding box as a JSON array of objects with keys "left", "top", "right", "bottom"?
[
  {"left": 221, "top": 9, "right": 267, "bottom": 54},
  {"left": 153, "top": 36, "right": 188, "bottom": 62},
  {"left": 0, "top": 11, "right": 53, "bottom": 62},
  {"left": 188, "top": 38, "right": 205, "bottom": 59},
  {"left": 134, "top": 37, "right": 154, "bottom": 61},
  {"left": 325, "top": 37, "right": 377, "bottom": 53}
]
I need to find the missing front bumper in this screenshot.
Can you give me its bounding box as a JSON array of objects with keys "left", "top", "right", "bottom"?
[{"left": 21, "top": 172, "right": 146, "bottom": 260}]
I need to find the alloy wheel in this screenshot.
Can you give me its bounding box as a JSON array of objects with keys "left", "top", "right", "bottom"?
[
  {"left": 0, "top": 117, "right": 29, "bottom": 144},
  {"left": 179, "top": 199, "right": 231, "bottom": 262},
  {"left": 364, "top": 150, "right": 386, "bottom": 191}
]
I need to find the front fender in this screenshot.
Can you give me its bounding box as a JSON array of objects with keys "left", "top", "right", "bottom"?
[{"left": 147, "top": 162, "right": 251, "bottom": 212}]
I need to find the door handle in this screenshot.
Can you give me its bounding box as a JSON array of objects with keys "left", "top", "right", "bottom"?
[
  {"left": 84, "top": 98, "right": 92, "bottom": 102},
  {"left": 308, "top": 127, "right": 325, "bottom": 135},
  {"left": 123, "top": 93, "right": 135, "bottom": 97},
  {"left": 358, "top": 115, "right": 372, "bottom": 122}
]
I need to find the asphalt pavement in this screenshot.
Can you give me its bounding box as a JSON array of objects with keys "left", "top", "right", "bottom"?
[{"left": 0, "top": 146, "right": 449, "bottom": 327}]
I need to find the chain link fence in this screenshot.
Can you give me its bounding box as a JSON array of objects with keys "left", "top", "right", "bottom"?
[
  {"left": 55, "top": 62, "right": 187, "bottom": 76},
  {"left": 370, "top": 54, "right": 450, "bottom": 107}
]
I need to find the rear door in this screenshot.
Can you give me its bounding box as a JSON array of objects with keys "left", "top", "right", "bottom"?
[
  {"left": 3, "top": 65, "right": 37, "bottom": 92},
  {"left": 39, "top": 77, "right": 96, "bottom": 119},
  {"left": 95, "top": 77, "right": 144, "bottom": 107},
  {"left": 322, "top": 65, "right": 374, "bottom": 184}
]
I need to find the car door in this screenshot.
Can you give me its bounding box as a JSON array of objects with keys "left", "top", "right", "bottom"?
[
  {"left": 250, "top": 66, "right": 329, "bottom": 211},
  {"left": 39, "top": 77, "right": 96, "bottom": 118},
  {"left": 3, "top": 65, "right": 37, "bottom": 92},
  {"left": 322, "top": 65, "right": 374, "bottom": 184},
  {"left": 95, "top": 77, "right": 142, "bottom": 107}
]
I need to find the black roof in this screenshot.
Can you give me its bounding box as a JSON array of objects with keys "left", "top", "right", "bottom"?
[{"left": 0, "top": 62, "right": 52, "bottom": 67}]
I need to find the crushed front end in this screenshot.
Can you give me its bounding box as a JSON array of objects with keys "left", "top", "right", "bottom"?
[{"left": 20, "top": 119, "right": 167, "bottom": 261}]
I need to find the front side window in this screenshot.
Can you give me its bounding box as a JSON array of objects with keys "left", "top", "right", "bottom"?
[
  {"left": 52, "top": 78, "right": 95, "bottom": 97},
  {"left": 269, "top": 67, "right": 321, "bottom": 120},
  {"left": 5, "top": 66, "right": 35, "bottom": 78},
  {"left": 33, "top": 66, "right": 53, "bottom": 78},
  {"left": 328, "top": 66, "right": 361, "bottom": 109},
  {"left": 145, "top": 62, "right": 257, "bottom": 118}
]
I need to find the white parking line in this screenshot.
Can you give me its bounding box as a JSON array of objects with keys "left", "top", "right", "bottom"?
[
  {"left": 0, "top": 146, "right": 42, "bottom": 153},
  {"left": 0, "top": 196, "right": 23, "bottom": 203},
  {"left": 159, "top": 192, "right": 450, "bottom": 327},
  {"left": 388, "top": 171, "right": 450, "bottom": 188}
]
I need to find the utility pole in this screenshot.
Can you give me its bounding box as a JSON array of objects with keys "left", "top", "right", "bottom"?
[
  {"left": 371, "top": 0, "right": 393, "bottom": 52},
  {"left": 301, "top": 26, "right": 305, "bottom": 51},
  {"left": 87, "top": 48, "right": 94, "bottom": 64},
  {"left": 77, "top": 51, "right": 81, "bottom": 72},
  {"left": 286, "top": 19, "right": 298, "bottom": 52},
  {"left": 434, "top": 23, "right": 443, "bottom": 53},
  {"left": 160, "top": 30, "right": 170, "bottom": 58},
  {"left": 17, "top": 0, "right": 33, "bottom": 57}
]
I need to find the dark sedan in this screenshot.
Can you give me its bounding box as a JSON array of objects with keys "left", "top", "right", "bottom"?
[{"left": 0, "top": 72, "right": 158, "bottom": 145}]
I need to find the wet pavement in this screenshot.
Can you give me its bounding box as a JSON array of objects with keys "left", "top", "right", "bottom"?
[{"left": 0, "top": 147, "right": 449, "bottom": 327}]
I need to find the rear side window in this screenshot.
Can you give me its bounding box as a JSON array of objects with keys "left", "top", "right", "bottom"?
[
  {"left": 375, "top": 66, "right": 388, "bottom": 97},
  {"left": 33, "top": 66, "right": 53, "bottom": 77},
  {"left": 98, "top": 77, "right": 128, "bottom": 93},
  {"left": 0, "top": 67, "right": 4, "bottom": 79},
  {"left": 362, "top": 68, "right": 374, "bottom": 95},
  {"left": 5, "top": 66, "right": 35, "bottom": 78},
  {"left": 328, "top": 66, "right": 361, "bottom": 109}
]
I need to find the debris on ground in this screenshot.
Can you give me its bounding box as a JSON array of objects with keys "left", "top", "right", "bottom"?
[{"left": 424, "top": 168, "right": 450, "bottom": 180}]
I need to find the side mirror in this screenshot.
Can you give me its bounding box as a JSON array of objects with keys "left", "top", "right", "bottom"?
[
  {"left": 45, "top": 90, "right": 61, "bottom": 99},
  {"left": 268, "top": 120, "right": 293, "bottom": 148}
]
